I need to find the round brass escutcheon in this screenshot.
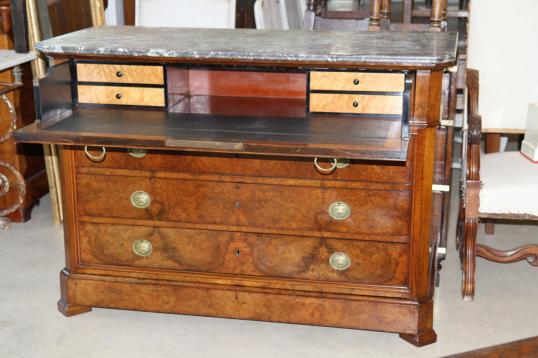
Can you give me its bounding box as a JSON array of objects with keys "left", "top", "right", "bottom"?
[
  {"left": 353, "top": 79, "right": 360, "bottom": 85},
  {"left": 329, "top": 252, "right": 351, "bottom": 271},
  {"left": 130, "top": 190, "right": 151, "bottom": 209},
  {"left": 116, "top": 93, "right": 123, "bottom": 100},
  {"left": 352, "top": 101, "right": 359, "bottom": 108},
  {"left": 84, "top": 146, "right": 106, "bottom": 162},
  {"left": 132, "top": 239, "right": 152, "bottom": 257},
  {"left": 128, "top": 148, "right": 147, "bottom": 158},
  {"left": 116, "top": 71, "right": 123, "bottom": 78},
  {"left": 336, "top": 158, "right": 350, "bottom": 169},
  {"left": 328, "top": 201, "right": 351, "bottom": 221}
]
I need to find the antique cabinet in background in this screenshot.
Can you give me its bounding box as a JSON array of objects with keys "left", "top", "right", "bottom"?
[{"left": 0, "top": 1, "right": 48, "bottom": 222}]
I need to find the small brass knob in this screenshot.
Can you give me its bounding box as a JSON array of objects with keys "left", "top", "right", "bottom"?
[
  {"left": 352, "top": 101, "right": 359, "bottom": 108},
  {"left": 116, "top": 71, "right": 123, "bottom": 78},
  {"left": 328, "top": 201, "right": 351, "bottom": 221},
  {"left": 353, "top": 79, "right": 360, "bottom": 85},
  {"left": 132, "top": 239, "right": 152, "bottom": 257},
  {"left": 329, "top": 252, "right": 351, "bottom": 271},
  {"left": 128, "top": 148, "right": 147, "bottom": 158},
  {"left": 116, "top": 93, "right": 122, "bottom": 100},
  {"left": 84, "top": 146, "right": 106, "bottom": 162},
  {"left": 130, "top": 190, "right": 151, "bottom": 209}
]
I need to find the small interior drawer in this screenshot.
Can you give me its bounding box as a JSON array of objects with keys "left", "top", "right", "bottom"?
[
  {"left": 78, "top": 85, "right": 165, "bottom": 107},
  {"left": 77, "top": 63, "right": 164, "bottom": 85},
  {"left": 309, "top": 72, "right": 405, "bottom": 92},
  {"left": 309, "top": 93, "right": 403, "bottom": 115}
]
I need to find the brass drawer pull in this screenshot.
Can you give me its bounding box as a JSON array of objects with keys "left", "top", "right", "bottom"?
[
  {"left": 329, "top": 252, "right": 351, "bottom": 271},
  {"left": 132, "top": 239, "right": 152, "bottom": 257},
  {"left": 314, "top": 158, "right": 337, "bottom": 174},
  {"left": 128, "top": 148, "right": 147, "bottom": 158},
  {"left": 130, "top": 190, "right": 151, "bottom": 209},
  {"left": 84, "top": 146, "right": 106, "bottom": 162},
  {"left": 314, "top": 158, "right": 350, "bottom": 174},
  {"left": 328, "top": 201, "right": 351, "bottom": 220}
]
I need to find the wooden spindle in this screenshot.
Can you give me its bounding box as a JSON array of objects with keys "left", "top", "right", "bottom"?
[
  {"left": 369, "top": 0, "right": 381, "bottom": 31},
  {"left": 430, "top": 0, "right": 443, "bottom": 31},
  {"left": 381, "top": 0, "right": 391, "bottom": 20}
]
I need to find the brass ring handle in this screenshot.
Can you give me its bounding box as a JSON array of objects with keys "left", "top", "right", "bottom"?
[
  {"left": 84, "top": 146, "right": 106, "bottom": 162},
  {"left": 314, "top": 158, "right": 338, "bottom": 175},
  {"left": 128, "top": 148, "right": 147, "bottom": 158}
]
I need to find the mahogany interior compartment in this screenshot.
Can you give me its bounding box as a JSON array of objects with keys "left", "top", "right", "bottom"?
[{"left": 167, "top": 67, "right": 307, "bottom": 117}]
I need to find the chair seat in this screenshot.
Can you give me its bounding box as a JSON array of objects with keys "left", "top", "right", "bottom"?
[{"left": 479, "top": 151, "right": 538, "bottom": 217}]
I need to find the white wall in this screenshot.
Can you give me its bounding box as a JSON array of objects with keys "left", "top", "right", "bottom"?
[
  {"left": 105, "top": 0, "right": 125, "bottom": 25},
  {"left": 468, "top": 0, "right": 538, "bottom": 130}
]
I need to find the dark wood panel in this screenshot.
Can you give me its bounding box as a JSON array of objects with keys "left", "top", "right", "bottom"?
[
  {"left": 446, "top": 336, "right": 538, "bottom": 358},
  {"left": 15, "top": 108, "right": 409, "bottom": 161},
  {"left": 78, "top": 222, "right": 409, "bottom": 286}
]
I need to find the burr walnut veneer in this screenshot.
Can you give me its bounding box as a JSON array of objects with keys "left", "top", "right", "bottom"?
[{"left": 15, "top": 26, "right": 458, "bottom": 347}]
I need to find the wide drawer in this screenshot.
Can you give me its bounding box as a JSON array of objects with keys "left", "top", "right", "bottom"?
[
  {"left": 78, "top": 85, "right": 165, "bottom": 107},
  {"left": 74, "top": 147, "right": 412, "bottom": 184},
  {"left": 309, "top": 72, "right": 405, "bottom": 92},
  {"left": 76, "top": 173, "right": 411, "bottom": 239},
  {"left": 309, "top": 93, "right": 403, "bottom": 115},
  {"left": 77, "top": 63, "right": 164, "bottom": 85},
  {"left": 78, "top": 222, "right": 409, "bottom": 286}
]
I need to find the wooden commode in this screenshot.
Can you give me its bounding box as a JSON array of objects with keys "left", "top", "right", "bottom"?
[{"left": 15, "top": 27, "right": 458, "bottom": 347}]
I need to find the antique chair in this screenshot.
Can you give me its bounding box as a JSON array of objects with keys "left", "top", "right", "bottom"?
[
  {"left": 458, "top": 69, "right": 538, "bottom": 300},
  {"left": 467, "top": 0, "right": 538, "bottom": 235}
]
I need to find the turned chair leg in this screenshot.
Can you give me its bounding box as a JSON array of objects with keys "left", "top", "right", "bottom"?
[
  {"left": 461, "top": 218, "right": 478, "bottom": 300},
  {"left": 485, "top": 222, "right": 495, "bottom": 235}
]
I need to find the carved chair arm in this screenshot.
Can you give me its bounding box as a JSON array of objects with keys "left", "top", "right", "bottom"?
[{"left": 466, "top": 69, "right": 481, "bottom": 182}]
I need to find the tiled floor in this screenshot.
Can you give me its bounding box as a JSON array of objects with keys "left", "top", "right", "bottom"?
[{"left": 1, "top": 182, "right": 537, "bottom": 358}]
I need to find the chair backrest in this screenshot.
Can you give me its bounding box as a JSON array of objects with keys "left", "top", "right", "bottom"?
[
  {"left": 254, "top": 0, "right": 286, "bottom": 29},
  {"left": 282, "top": 0, "right": 304, "bottom": 30},
  {"left": 467, "top": 0, "right": 538, "bottom": 132},
  {"left": 135, "top": 0, "right": 236, "bottom": 28}
]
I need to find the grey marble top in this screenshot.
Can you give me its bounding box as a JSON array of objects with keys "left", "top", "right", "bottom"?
[{"left": 36, "top": 26, "right": 458, "bottom": 68}]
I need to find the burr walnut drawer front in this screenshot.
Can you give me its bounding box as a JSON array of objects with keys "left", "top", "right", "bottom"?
[
  {"left": 77, "top": 85, "right": 165, "bottom": 107},
  {"left": 78, "top": 222, "right": 409, "bottom": 287},
  {"left": 75, "top": 148, "right": 413, "bottom": 184},
  {"left": 76, "top": 63, "right": 164, "bottom": 85},
  {"left": 76, "top": 173, "right": 411, "bottom": 240},
  {"left": 308, "top": 93, "right": 403, "bottom": 115},
  {"left": 309, "top": 71, "right": 405, "bottom": 92}
]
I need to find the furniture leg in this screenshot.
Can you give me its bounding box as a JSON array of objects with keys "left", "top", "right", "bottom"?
[
  {"left": 461, "top": 218, "right": 478, "bottom": 300},
  {"left": 485, "top": 133, "right": 501, "bottom": 153},
  {"left": 403, "top": 0, "right": 412, "bottom": 23},
  {"left": 400, "top": 330, "right": 438, "bottom": 347},
  {"left": 477, "top": 244, "right": 538, "bottom": 266},
  {"left": 485, "top": 222, "right": 495, "bottom": 235},
  {"left": 57, "top": 269, "right": 92, "bottom": 317},
  {"left": 368, "top": 0, "right": 381, "bottom": 31}
]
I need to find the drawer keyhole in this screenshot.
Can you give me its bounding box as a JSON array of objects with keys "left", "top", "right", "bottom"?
[
  {"left": 116, "top": 93, "right": 122, "bottom": 100},
  {"left": 235, "top": 249, "right": 241, "bottom": 257},
  {"left": 352, "top": 101, "right": 359, "bottom": 108},
  {"left": 116, "top": 71, "right": 123, "bottom": 78},
  {"left": 353, "top": 79, "right": 360, "bottom": 85}
]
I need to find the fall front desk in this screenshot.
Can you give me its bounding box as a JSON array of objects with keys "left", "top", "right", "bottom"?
[{"left": 15, "top": 26, "right": 457, "bottom": 346}]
